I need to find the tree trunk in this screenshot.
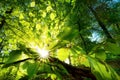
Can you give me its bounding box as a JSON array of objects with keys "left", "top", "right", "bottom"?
[{"left": 88, "top": 6, "right": 114, "bottom": 42}]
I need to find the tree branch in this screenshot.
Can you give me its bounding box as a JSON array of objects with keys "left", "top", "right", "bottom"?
[
  {"left": 77, "top": 21, "right": 88, "bottom": 54},
  {"left": 88, "top": 6, "right": 114, "bottom": 42},
  {"left": 49, "top": 57, "right": 96, "bottom": 80},
  {"left": 2, "top": 58, "right": 32, "bottom": 68}
]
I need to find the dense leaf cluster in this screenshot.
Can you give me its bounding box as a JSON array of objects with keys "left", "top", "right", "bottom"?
[{"left": 0, "top": 0, "right": 120, "bottom": 80}]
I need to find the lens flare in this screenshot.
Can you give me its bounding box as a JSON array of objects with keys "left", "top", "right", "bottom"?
[{"left": 36, "top": 47, "right": 49, "bottom": 58}]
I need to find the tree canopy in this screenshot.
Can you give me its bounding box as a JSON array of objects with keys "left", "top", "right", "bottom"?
[{"left": 0, "top": 0, "right": 120, "bottom": 80}]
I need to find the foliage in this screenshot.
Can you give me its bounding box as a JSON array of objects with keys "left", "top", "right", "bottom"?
[{"left": 0, "top": 0, "right": 120, "bottom": 80}]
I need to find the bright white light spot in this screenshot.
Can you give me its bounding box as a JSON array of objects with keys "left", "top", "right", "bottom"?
[
  {"left": 89, "top": 32, "right": 103, "bottom": 42},
  {"left": 36, "top": 47, "right": 49, "bottom": 58},
  {"left": 65, "top": 58, "right": 70, "bottom": 64}
]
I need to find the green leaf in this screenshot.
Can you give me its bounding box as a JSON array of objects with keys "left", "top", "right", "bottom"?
[
  {"left": 30, "top": 1, "right": 35, "bottom": 7},
  {"left": 19, "top": 14, "right": 24, "bottom": 20},
  {"left": 39, "top": 63, "right": 52, "bottom": 73},
  {"left": 104, "top": 42, "right": 120, "bottom": 55},
  {"left": 46, "top": 6, "right": 52, "bottom": 12},
  {"left": 88, "top": 56, "right": 120, "bottom": 80},
  {"left": 57, "top": 48, "right": 69, "bottom": 61},
  {"left": 51, "top": 74, "right": 57, "bottom": 80},
  {"left": 5, "top": 50, "right": 29, "bottom": 64},
  {"left": 72, "top": 46, "right": 86, "bottom": 55},
  {"left": 57, "top": 27, "right": 79, "bottom": 41},
  {"left": 27, "top": 62, "right": 39, "bottom": 78},
  {"left": 19, "top": 60, "right": 39, "bottom": 78},
  {"left": 42, "top": 11, "right": 46, "bottom": 17},
  {"left": 95, "top": 49, "right": 106, "bottom": 61},
  {"left": 50, "top": 13, "right": 56, "bottom": 20}
]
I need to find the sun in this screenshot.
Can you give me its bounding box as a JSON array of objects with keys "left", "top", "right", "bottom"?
[
  {"left": 29, "top": 42, "right": 49, "bottom": 58},
  {"left": 36, "top": 47, "right": 49, "bottom": 58}
]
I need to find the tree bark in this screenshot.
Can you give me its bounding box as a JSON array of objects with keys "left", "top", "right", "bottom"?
[{"left": 49, "top": 57, "right": 96, "bottom": 80}]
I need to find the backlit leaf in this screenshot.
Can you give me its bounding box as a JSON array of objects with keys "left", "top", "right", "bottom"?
[
  {"left": 42, "top": 11, "right": 46, "bottom": 17},
  {"left": 30, "top": 1, "right": 35, "bottom": 7},
  {"left": 88, "top": 56, "right": 120, "bottom": 80},
  {"left": 51, "top": 74, "right": 57, "bottom": 80},
  {"left": 46, "top": 6, "right": 52, "bottom": 12},
  {"left": 50, "top": 13, "right": 56, "bottom": 20},
  {"left": 57, "top": 48, "right": 69, "bottom": 61},
  {"left": 19, "top": 14, "right": 24, "bottom": 20}
]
